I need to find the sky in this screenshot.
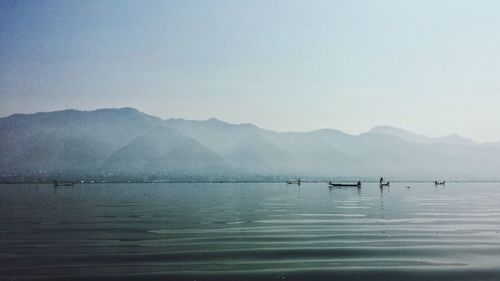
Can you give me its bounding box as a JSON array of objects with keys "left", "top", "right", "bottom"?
[{"left": 1, "top": 0, "right": 500, "bottom": 142}]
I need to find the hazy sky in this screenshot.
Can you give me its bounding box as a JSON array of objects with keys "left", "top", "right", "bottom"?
[{"left": 1, "top": 0, "right": 500, "bottom": 141}]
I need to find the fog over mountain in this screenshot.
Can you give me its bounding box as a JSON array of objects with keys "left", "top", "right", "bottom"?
[
  {"left": 1, "top": 107, "right": 500, "bottom": 182},
  {"left": 370, "top": 126, "right": 477, "bottom": 146}
]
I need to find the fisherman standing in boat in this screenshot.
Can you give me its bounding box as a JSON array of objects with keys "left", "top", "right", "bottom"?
[{"left": 379, "top": 177, "right": 384, "bottom": 185}]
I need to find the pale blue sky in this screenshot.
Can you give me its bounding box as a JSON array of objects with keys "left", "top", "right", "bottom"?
[{"left": 1, "top": 0, "right": 500, "bottom": 141}]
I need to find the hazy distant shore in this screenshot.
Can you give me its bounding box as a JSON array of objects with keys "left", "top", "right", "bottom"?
[{"left": 2, "top": 179, "right": 500, "bottom": 184}]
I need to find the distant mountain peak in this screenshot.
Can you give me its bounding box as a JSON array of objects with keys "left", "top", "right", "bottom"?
[
  {"left": 206, "top": 117, "right": 228, "bottom": 124},
  {"left": 93, "top": 107, "right": 141, "bottom": 114},
  {"left": 308, "top": 128, "right": 350, "bottom": 137},
  {"left": 370, "top": 125, "right": 420, "bottom": 135},
  {"left": 435, "top": 134, "right": 476, "bottom": 145}
]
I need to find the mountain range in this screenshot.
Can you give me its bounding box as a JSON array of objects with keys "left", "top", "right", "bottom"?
[{"left": 1, "top": 107, "right": 500, "bottom": 182}]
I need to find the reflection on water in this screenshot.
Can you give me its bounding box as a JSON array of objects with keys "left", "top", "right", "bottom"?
[{"left": 2, "top": 182, "right": 500, "bottom": 280}]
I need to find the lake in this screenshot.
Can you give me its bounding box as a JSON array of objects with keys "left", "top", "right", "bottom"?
[{"left": 2, "top": 182, "right": 500, "bottom": 280}]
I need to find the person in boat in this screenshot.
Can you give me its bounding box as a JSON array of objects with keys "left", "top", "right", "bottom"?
[
  {"left": 298, "top": 178, "right": 301, "bottom": 185},
  {"left": 379, "top": 177, "right": 384, "bottom": 184},
  {"left": 357, "top": 180, "right": 361, "bottom": 186}
]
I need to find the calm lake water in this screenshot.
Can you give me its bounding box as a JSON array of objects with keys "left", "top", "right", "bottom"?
[{"left": 2, "top": 182, "right": 500, "bottom": 280}]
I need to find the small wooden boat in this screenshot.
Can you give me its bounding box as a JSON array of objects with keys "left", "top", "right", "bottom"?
[
  {"left": 286, "top": 179, "right": 301, "bottom": 185},
  {"left": 329, "top": 181, "right": 361, "bottom": 187},
  {"left": 379, "top": 182, "right": 390, "bottom": 187},
  {"left": 53, "top": 180, "right": 74, "bottom": 187},
  {"left": 434, "top": 181, "right": 446, "bottom": 185}
]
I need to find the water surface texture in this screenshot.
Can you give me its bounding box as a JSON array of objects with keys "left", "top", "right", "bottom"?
[{"left": 2, "top": 182, "right": 500, "bottom": 280}]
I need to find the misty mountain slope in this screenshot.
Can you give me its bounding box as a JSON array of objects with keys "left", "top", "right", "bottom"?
[
  {"left": 353, "top": 133, "right": 456, "bottom": 178},
  {"left": 268, "top": 130, "right": 367, "bottom": 176},
  {"left": 1, "top": 132, "right": 112, "bottom": 176},
  {"left": 361, "top": 132, "right": 500, "bottom": 179},
  {"left": 164, "top": 118, "right": 277, "bottom": 154},
  {"left": 105, "top": 128, "right": 227, "bottom": 175},
  {"left": 0, "top": 107, "right": 165, "bottom": 162},
  {"left": 164, "top": 117, "right": 293, "bottom": 174},
  {"left": 0, "top": 107, "right": 162, "bottom": 139},
  {"left": 0, "top": 108, "right": 162, "bottom": 174},
  {"left": 0, "top": 108, "right": 222, "bottom": 176},
  {"left": 221, "top": 137, "right": 291, "bottom": 174},
  {"left": 276, "top": 130, "right": 446, "bottom": 178},
  {"left": 370, "top": 125, "right": 476, "bottom": 146},
  {"left": 164, "top": 119, "right": 361, "bottom": 176},
  {"left": 420, "top": 143, "right": 500, "bottom": 180}
]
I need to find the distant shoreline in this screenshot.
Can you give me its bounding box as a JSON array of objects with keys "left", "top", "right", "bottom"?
[{"left": 2, "top": 180, "right": 500, "bottom": 184}]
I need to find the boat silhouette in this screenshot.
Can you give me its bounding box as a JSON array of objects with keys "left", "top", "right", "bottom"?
[{"left": 53, "top": 180, "right": 74, "bottom": 187}]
